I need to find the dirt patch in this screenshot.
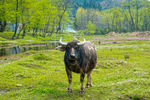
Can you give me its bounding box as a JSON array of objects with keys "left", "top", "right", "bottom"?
[
  {"left": 0, "top": 43, "right": 13, "bottom": 47},
  {"left": 96, "top": 40, "right": 133, "bottom": 45},
  {"left": 101, "top": 41, "right": 132, "bottom": 45},
  {"left": 18, "top": 63, "right": 42, "bottom": 69},
  {"left": 96, "top": 60, "right": 127, "bottom": 69},
  {"left": 107, "top": 32, "right": 120, "bottom": 36},
  {"left": 0, "top": 90, "right": 9, "bottom": 95},
  {"left": 0, "top": 52, "right": 36, "bottom": 66},
  {"left": 129, "top": 31, "right": 150, "bottom": 36}
]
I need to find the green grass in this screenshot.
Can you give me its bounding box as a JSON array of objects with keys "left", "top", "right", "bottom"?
[
  {"left": 0, "top": 32, "right": 14, "bottom": 40},
  {"left": 0, "top": 37, "right": 7, "bottom": 41},
  {"left": 0, "top": 32, "right": 87, "bottom": 46},
  {"left": 0, "top": 33, "right": 51, "bottom": 48},
  {"left": 0, "top": 32, "right": 97, "bottom": 49},
  {"left": 0, "top": 40, "right": 150, "bottom": 99}
]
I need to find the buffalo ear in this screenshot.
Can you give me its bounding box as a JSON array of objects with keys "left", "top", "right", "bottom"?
[{"left": 56, "top": 46, "right": 66, "bottom": 52}]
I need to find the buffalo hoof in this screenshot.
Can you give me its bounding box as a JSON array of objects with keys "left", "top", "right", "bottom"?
[
  {"left": 85, "top": 84, "right": 92, "bottom": 88},
  {"left": 66, "top": 90, "right": 72, "bottom": 93},
  {"left": 79, "top": 90, "right": 85, "bottom": 94}
]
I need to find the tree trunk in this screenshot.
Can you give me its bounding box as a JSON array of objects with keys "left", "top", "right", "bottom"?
[
  {"left": 122, "top": 8, "right": 130, "bottom": 32},
  {"left": 0, "top": 21, "right": 7, "bottom": 32},
  {"left": 56, "top": 14, "right": 63, "bottom": 34},
  {"left": 16, "top": 26, "right": 23, "bottom": 39},
  {"left": 34, "top": 28, "right": 38, "bottom": 36},
  {"left": 22, "top": 24, "right": 26, "bottom": 39},
  {"left": 128, "top": 1, "right": 135, "bottom": 32},
  {"left": 12, "top": 0, "right": 19, "bottom": 40},
  {"left": 49, "top": 28, "right": 55, "bottom": 37},
  {"left": 32, "top": 28, "right": 36, "bottom": 36},
  {"left": 135, "top": 1, "right": 139, "bottom": 31},
  {"left": 44, "top": 17, "right": 50, "bottom": 33},
  {"left": 56, "top": 6, "right": 67, "bottom": 34}
]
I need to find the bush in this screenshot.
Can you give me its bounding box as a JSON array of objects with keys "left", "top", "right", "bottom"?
[
  {"left": 33, "top": 53, "right": 48, "bottom": 60},
  {"left": 0, "top": 37, "right": 7, "bottom": 41},
  {"left": 0, "top": 32, "right": 14, "bottom": 39}
]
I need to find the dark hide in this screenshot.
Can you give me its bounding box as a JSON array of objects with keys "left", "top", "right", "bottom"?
[
  {"left": 64, "top": 40, "right": 97, "bottom": 73},
  {"left": 57, "top": 39, "right": 97, "bottom": 93}
]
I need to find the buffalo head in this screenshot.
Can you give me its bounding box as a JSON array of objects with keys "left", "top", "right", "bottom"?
[{"left": 57, "top": 38, "right": 86, "bottom": 64}]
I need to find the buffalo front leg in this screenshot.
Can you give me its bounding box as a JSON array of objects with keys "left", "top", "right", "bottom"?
[
  {"left": 66, "top": 68, "right": 72, "bottom": 93},
  {"left": 86, "top": 71, "right": 92, "bottom": 88},
  {"left": 80, "top": 73, "right": 85, "bottom": 93}
]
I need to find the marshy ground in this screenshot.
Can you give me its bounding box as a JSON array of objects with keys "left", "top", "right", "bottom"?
[{"left": 0, "top": 35, "right": 150, "bottom": 100}]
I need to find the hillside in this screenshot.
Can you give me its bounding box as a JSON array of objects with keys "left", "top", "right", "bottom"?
[
  {"left": 74, "top": 0, "right": 125, "bottom": 10},
  {"left": 74, "top": 0, "right": 103, "bottom": 10}
]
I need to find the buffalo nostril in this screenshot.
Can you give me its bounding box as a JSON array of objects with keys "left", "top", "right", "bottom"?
[{"left": 70, "top": 54, "right": 75, "bottom": 58}]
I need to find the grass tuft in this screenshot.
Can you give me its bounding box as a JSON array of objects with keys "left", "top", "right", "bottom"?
[{"left": 33, "top": 53, "right": 48, "bottom": 60}]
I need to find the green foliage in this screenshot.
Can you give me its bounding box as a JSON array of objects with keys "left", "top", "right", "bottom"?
[
  {"left": 0, "top": 37, "right": 6, "bottom": 41},
  {"left": 86, "top": 21, "right": 96, "bottom": 34},
  {"left": 33, "top": 53, "right": 48, "bottom": 60},
  {"left": 0, "top": 0, "right": 72, "bottom": 39},
  {"left": 0, "top": 32, "right": 14, "bottom": 39},
  {"left": 75, "top": 7, "right": 88, "bottom": 30},
  {"left": 77, "top": 30, "right": 86, "bottom": 36},
  {"left": 75, "top": 0, "right": 150, "bottom": 34},
  {"left": 75, "top": 0, "right": 103, "bottom": 10}
]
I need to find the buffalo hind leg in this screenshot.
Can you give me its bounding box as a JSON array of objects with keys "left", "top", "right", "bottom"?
[
  {"left": 80, "top": 73, "right": 85, "bottom": 93},
  {"left": 86, "top": 71, "right": 92, "bottom": 88},
  {"left": 66, "top": 68, "right": 72, "bottom": 93}
]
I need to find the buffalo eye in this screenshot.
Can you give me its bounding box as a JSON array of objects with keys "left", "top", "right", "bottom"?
[
  {"left": 75, "top": 45, "right": 78, "bottom": 49},
  {"left": 67, "top": 45, "right": 70, "bottom": 49}
]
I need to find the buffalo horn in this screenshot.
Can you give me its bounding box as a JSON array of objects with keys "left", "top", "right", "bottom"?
[
  {"left": 77, "top": 38, "right": 86, "bottom": 45},
  {"left": 59, "top": 38, "right": 67, "bottom": 46}
]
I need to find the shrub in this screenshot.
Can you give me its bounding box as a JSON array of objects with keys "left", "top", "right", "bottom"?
[
  {"left": 0, "top": 32, "right": 14, "bottom": 39},
  {"left": 0, "top": 37, "right": 7, "bottom": 41},
  {"left": 33, "top": 53, "right": 48, "bottom": 60}
]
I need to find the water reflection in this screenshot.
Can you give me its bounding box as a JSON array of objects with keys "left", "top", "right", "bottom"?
[{"left": 0, "top": 42, "right": 58, "bottom": 56}]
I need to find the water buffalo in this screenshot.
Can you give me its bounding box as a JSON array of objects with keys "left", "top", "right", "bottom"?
[{"left": 57, "top": 38, "right": 97, "bottom": 93}]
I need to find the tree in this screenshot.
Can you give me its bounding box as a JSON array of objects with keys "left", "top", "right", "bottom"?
[
  {"left": 86, "top": 21, "right": 96, "bottom": 34},
  {"left": 0, "top": 0, "right": 10, "bottom": 32},
  {"left": 12, "top": 0, "right": 19, "bottom": 40},
  {"left": 75, "top": 8, "right": 88, "bottom": 30},
  {"left": 55, "top": 0, "right": 73, "bottom": 34}
]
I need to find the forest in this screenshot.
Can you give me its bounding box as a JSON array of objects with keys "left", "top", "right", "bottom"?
[
  {"left": 0, "top": 0, "right": 150, "bottom": 39},
  {"left": 75, "top": 0, "right": 150, "bottom": 34},
  {"left": 0, "top": 0, "right": 73, "bottom": 39}
]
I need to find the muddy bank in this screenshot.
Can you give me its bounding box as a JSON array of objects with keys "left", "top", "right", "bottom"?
[
  {"left": 94, "top": 37, "right": 150, "bottom": 41},
  {"left": 0, "top": 51, "right": 36, "bottom": 67},
  {"left": 0, "top": 42, "right": 58, "bottom": 57},
  {"left": 101, "top": 41, "right": 132, "bottom": 44}
]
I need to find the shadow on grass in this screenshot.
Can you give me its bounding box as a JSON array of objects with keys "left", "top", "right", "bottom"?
[{"left": 16, "top": 82, "right": 106, "bottom": 99}]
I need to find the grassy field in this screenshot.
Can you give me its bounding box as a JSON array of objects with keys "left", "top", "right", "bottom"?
[
  {"left": 0, "top": 37, "right": 150, "bottom": 99},
  {"left": 0, "top": 32, "right": 87, "bottom": 47}
]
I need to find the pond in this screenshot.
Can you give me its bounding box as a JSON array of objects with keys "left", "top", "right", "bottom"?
[{"left": 0, "top": 42, "right": 58, "bottom": 56}]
